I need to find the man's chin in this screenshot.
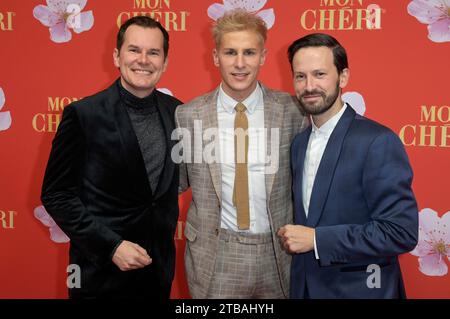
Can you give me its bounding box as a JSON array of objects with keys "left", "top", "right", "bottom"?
[{"left": 300, "top": 103, "right": 323, "bottom": 115}]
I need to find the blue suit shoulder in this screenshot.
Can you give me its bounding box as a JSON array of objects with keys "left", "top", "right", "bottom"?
[
  {"left": 292, "top": 110, "right": 402, "bottom": 143},
  {"left": 351, "top": 113, "right": 404, "bottom": 146}
]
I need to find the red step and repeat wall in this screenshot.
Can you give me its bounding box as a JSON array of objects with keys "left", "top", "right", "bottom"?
[{"left": 0, "top": 0, "right": 449, "bottom": 298}]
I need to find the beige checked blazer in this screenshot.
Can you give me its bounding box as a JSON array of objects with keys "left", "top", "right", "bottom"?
[{"left": 175, "top": 83, "right": 307, "bottom": 298}]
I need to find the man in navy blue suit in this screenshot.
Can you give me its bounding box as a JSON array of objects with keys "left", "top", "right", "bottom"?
[{"left": 278, "top": 33, "right": 418, "bottom": 299}]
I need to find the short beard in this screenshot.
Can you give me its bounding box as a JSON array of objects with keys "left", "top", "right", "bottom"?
[{"left": 297, "top": 81, "right": 340, "bottom": 116}]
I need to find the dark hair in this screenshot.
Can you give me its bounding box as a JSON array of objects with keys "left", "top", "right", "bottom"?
[
  {"left": 287, "top": 33, "right": 348, "bottom": 74},
  {"left": 117, "top": 16, "right": 169, "bottom": 59}
]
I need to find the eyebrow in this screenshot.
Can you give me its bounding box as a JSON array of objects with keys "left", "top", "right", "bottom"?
[
  {"left": 294, "top": 69, "right": 326, "bottom": 73},
  {"left": 221, "top": 47, "right": 258, "bottom": 51},
  {"left": 127, "top": 45, "right": 161, "bottom": 52}
]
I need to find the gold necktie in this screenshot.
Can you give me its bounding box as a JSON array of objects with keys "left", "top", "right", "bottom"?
[{"left": 233, "top": 102, "right": 250, "bottom": 230}]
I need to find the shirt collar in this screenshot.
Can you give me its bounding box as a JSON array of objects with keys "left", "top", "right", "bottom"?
[
  {"left": 218, "top": 83, "right": 262, "bottom": 115},
  {"left": 311, "top": 103, "right": 348, "bottom": 137}
]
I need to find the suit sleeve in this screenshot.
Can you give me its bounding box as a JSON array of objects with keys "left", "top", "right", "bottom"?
[
  {"left": 315, "top": 131, "right": 419, "bottom": 266},
  {"left": 41, "top": 104, "right": 122, "bottom": 268}
]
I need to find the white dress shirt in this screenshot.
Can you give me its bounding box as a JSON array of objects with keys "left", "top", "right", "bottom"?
[
  {"left": 217, "top": 84, "right": 270, "bottom": 233},
  {"left": 303, "top": 103, "right": 348, "bottom": 258}
]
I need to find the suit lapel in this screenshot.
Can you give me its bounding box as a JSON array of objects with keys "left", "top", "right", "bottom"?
[
  {"left": 109, "top": 80, "right": 152, "bottom": 197},
  {"left": 262, "top": 84, "right": 284, "bottom": 203},
  {"left": 152, "top": 91, "right": 176, "bottom": 200},
  {"left": 200, "top": 89, "right": 222, "bottom": 202},
  {"left": 306, "top": 106, "right": 356, "bottom": 227},
  {"left": 293, "top": 128, "right": 311, "bottom": 226}
]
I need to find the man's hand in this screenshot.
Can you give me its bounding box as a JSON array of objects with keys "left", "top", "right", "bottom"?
[
  {"left": 277, "top": 224, "right": 315, "bottom": 254},
  {"left": 112, "top": 240, "right": 152, "bottom": 271}
]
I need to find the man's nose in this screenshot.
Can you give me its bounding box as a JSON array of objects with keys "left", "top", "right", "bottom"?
[
  {"left": 305, "top": 77, "right": 315, "bottom": 91},
  {"left": 235, "top": 53, "right": 245, "bottom": 68},
  {"left": 137, "top": 52, "right": 149, "bottom": 64}
]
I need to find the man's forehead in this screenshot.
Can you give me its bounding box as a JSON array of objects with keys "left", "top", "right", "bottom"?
[
  {"left": 218, "top": 30, "right": 263, "bottom": 45},
  {"left": 294, "top": 47, "right": 334, "bottom": 64},
  {"left": 123, "top": 26, "right": 162, "bottom": 40},
  {"left": 298, "top": 46, "right": 333, "bottom": 56}
]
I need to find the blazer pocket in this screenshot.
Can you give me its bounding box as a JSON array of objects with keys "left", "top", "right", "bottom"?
[
  {"left": 184, "top": 221, "right": 198, "bottom": 242},
  {"left": 339, "top": 261, "right": 393, "bottom": 272}
]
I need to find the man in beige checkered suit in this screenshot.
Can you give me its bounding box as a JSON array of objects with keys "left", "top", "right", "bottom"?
[{"left": 175, "top": 9, "right": 307, "bottom": 298}]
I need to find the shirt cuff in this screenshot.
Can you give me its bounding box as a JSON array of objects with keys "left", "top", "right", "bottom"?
[{"left": 313, "top": 233, "right": 320, "bottom": 259}]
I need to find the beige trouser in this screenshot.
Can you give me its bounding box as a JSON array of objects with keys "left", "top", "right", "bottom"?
[{"left": 206, "top": 228, "right": 285, "bottom": 299}]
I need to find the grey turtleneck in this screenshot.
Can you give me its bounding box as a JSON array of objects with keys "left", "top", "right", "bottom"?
[{"left": 119, "top": 83, "right": 166, "bottom": 193}]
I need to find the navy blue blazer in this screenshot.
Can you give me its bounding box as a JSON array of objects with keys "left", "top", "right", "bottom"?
[{"left": 290, "top": 105, "right": 418, "bottom": 299}]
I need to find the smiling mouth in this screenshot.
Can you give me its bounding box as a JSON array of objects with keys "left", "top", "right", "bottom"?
[
  {"left": 132, "top": 69, "right": 152, "bottom": 75},
  {"left": 232, "top": 72, "right": 249, "bottom": 78},
  {"left": 302, "top": 91, "right": 325, "bottom": 100},
  {"left": 302, "top": 95, "right": 322, "bottom": 101}
]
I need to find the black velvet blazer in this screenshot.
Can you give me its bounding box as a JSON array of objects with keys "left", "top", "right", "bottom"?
[{"left": 41, "top": 79, "right": 182, "bottom": 298}]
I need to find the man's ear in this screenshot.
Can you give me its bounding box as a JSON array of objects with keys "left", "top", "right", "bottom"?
[
  {"left": 260, "top": 48, "right": 267, "bottom": 66},
  {"left": 162, "top": 57, "right": 168, "bottom": 73},
  {"left": 339, "top": 68, "right": 350, "bottom": 89},
  {"left": 113, "top": 48, "right": 120, "bottom": 68},
  {"left": 213, "top": 48, "right": 219, "bottom": 67}
]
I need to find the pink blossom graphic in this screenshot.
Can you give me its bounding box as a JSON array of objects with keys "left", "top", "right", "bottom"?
[
  {"left": 33, "top": 0, "right": 94, "bottom": 43},
  {"left": 410, "top": 208, "right": 450, "bottom": 276},
  {"left": 342, "top": 91, "right": 366, "bottom": 115},
  {"left": 157, "top": 88, "right": 173, "bottom": 96},
  {"left": 0, "top": 87, "right": 12, "bottom": 131},
  {"left": 207, "top": 0, "right": 275, "bottom": 29},
  {"left": 34, "top": 205, "right": 70, "bottom": 243},
  {"left": 407, "top": 0, "right": 450, "bottom": 43}
]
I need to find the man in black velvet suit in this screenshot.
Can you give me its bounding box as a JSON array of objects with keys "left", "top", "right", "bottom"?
[{"left": 41, "top": 16, "right": 182, "bottom": 299}]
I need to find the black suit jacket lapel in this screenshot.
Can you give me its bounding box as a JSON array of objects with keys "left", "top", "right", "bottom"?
[
  {"left": 108, "top": 80, "right": 153, "bottom": 198},
  {"left": 152, "top": 91, "right": 176, "bottom": 200},
  {"left": 307, "top": 106, "right": 356, "bottom": 227}
]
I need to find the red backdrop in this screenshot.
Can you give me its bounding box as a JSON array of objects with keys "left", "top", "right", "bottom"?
[{"left": 0, "top": 0, "right": 449, "bottom": 298}]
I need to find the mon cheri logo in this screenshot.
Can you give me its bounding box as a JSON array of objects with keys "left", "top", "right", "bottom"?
[
  {"left": 0, "top": 87, "right": 11, "bottom": 132},
  {"left": 0, "top": 11, "right": 15, "bottom": 31},
  {"left": 411, "top": 208, "right": 450, "bottom": 276},
  {"left": 0, "top": 210, "right": 16, "bottom": 229},
  {"left": 117, "top": 0, "right": 190, "bottom": 31},
  {"left": 33, "top": 0, "right": 94, "bottom": 43},
  {"left": 208, "top": 0, "right": 275, "bottom": 29},
  {"left": 300, "top": 0, "right": 383, "bottom": 31}
]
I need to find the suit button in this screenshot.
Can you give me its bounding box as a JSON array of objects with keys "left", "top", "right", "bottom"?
[{"left": 215, "top": 228, "right": 219, "bottom": 236}]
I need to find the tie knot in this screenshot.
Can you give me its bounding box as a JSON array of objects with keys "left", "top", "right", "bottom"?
[{"left": 235, "top": 102, "right": 247, "bottom": 113}]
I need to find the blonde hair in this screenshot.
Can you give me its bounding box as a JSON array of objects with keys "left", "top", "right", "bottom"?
[{"left": 212, "top": 9, "right": 267, "bottom": 47}]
